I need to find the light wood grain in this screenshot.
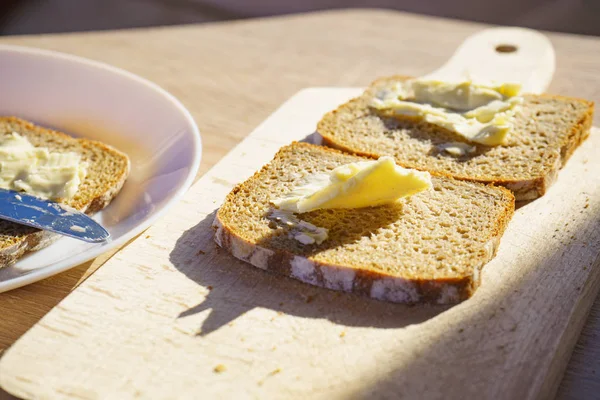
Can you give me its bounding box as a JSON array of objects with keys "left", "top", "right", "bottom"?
[
  {"left": 425, "top": 27, "right": 555, "bottom": 93},
  {"left": 2, "top": 83, "right": 600, "bottom": 399},
  {"left": 0, "top": 9, "right": 599, "bottom": 399}
]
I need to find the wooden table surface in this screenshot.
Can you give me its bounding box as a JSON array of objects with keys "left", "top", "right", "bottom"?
[{"left": 0, "top": 9, "right": 598, "bottom": 399}]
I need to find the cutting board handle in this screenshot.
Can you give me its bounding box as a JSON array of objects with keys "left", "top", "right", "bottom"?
[{"left": 424, "top": 27, "right": 555, "bottom": 94}]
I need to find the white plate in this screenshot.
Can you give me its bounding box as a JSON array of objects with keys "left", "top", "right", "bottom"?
[{"left": 0, "top": 45, "right": 201, "bottom": 292}]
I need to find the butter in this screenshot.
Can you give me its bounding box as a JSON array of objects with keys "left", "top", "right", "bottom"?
[
  {"left": 272, "top": 156, "right": 431, "bottom": 213},
  {"left": 69, "top": 225, "right": 87, "bottom": 233},
  {"left": 371, "top": 79, "right": 523, "bottom": 146},
  {"left": 438, "top": 142, "right": 476, "bottom": 157},
  {"left": 411, "top": 80, "right": 520, "bottom": 111},
  {"left": 0, "top": 132, "right": 87, "bottom": 200},
  {"left": 268, "top": 209, "right": 328, "bottom": 245}
]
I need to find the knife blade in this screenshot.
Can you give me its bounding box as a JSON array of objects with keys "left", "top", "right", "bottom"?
[{"left": 0, "top": 188, "right": 110, "bottom": 243}]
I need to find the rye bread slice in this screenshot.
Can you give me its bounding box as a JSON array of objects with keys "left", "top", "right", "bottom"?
[
  {"left": 214, "top": 142, "right": 514, "bottom": 305},
  {"left": 317, "top": 76, "right": 594, "bottom": 201},
  {"left": 0, "top": 117, "right": 130, "bottom": 267}
]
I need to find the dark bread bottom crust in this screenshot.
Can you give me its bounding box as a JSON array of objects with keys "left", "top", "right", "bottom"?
[
  {"left": 560, "top": 106, "right": 593, "bottom": 166},
  {"left": 213, "top": 215, "right": 488, "bottom": 305},
  {"left": 0, "top": 230, "right": 58, "bottom": 268}
]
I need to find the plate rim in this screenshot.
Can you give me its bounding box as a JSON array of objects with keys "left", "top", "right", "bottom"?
[{"left": 0, "top": 44, "right": 202, "bottom": 292}]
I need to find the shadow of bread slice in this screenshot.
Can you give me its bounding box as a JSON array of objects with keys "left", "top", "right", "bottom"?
[
  {"left": 317, "top": 75, "right": 594, "bottom": 201},
  {"left": 214, "top": 142, "right": 514, "bottom": 305},
  {"left": 0, "top": 117, "right": 130, "bottom": 267}
]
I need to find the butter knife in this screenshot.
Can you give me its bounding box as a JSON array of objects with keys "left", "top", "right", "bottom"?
[{"left": 0, "top": 188, "right": 110, "bottom": 243}]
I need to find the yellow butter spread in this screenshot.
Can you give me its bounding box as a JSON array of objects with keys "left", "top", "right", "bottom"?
[
  {"left": 269, "top": 209, "right": 328, "bottom": 245},
  {"left": 437, "top": 142, "right": 476, "bottom": 157},
  {"left": 0, "top": 132, "right": 87, "bottom": 200},
  {"left": 371, "top": 79, "right": 523, "bottom": 146},
  {"left": 272, "top": 156, "right": 432, "bottom": 214}
]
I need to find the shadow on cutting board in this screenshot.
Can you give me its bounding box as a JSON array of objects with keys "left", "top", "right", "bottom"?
[
  {"left": 169, "top": 210, "right": 450, "bottom": 336},
  {"left": 350, "top": 200, "right": 600, "bottom": 399}
]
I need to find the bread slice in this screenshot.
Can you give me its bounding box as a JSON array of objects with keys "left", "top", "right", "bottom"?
[
  {"left": 317, "top": 76, "right": 594, "bottom": 201},
  {"left": 0, "top": 117, "right": 130, "bottom": 267},
  {"left": 213, "top": 142, "right": 514, "bottom": 304}
]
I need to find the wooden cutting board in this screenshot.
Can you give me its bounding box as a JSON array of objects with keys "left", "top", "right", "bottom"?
[{"left": 1, "top": 28, "right": 600, "bottom": 400}]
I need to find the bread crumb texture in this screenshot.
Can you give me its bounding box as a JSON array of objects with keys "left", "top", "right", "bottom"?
[
  {"left": 215, "top": 143, "right": 514, "bottom": 304},
  {"left": 0, "top": 117, "right": 130, "bottom": 267},
  {"left": 318, "top": 76, "right": 594, "bottom": 200}
]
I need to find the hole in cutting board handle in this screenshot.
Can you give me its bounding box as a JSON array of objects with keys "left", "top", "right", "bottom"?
[{"left": 495, "top": 44, "right": 518, "bottom": 53}]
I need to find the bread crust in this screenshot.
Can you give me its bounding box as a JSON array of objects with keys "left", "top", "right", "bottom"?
[
  {"left": 0, "top": 117, "right": 131, "bottom": 268},
  {"left": 317, "top": 76, "right": 595, "bottom": 201},
  {"left": 213, "top": 206, "right": 512, "bottom": 305},
  {"left": 213, "top": 142, "right": 515, "bottom": 305}
]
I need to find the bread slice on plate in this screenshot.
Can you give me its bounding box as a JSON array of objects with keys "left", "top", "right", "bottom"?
[
  {"left": 0, "top": 117, "right": 130, "bottom": 268},
  {"left": 214, "top": 142, "right": 514, "bottom": 304},
  {"left": 317, "top": 75, "right": 594, "bottom": 201}
]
